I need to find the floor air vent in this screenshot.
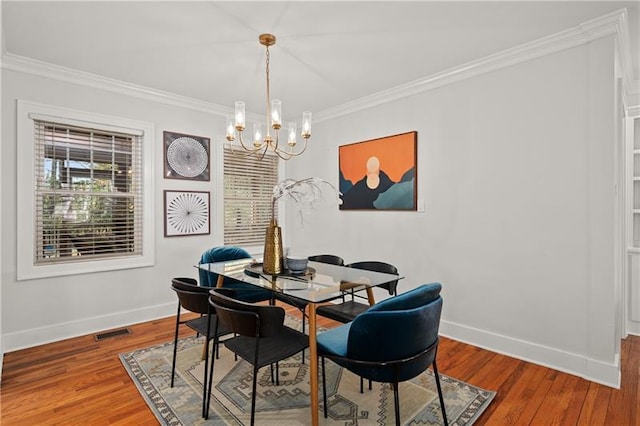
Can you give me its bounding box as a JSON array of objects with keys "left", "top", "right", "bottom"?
[{"left": 94, "top": 328, "right": 131, "bottom": 341}]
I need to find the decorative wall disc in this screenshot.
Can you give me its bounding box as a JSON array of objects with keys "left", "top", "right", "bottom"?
[
  {"left": 163, "top": 131, "right": 210, "bottom": 181},
  {"left": 167, "top": 137, "right": 208, "bottom": 178},
  {"left": 164, "top": 190, "right": 210, "bottom": 237}
]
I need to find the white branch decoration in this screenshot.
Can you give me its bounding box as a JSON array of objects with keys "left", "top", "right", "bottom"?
[{"left": 271, "top": 177, "right": 341, "bottom": 223}]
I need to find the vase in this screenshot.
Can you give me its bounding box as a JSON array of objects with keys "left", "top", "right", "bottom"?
[{"left": 263, "top": 218, "right": 283, "bottom": 275}]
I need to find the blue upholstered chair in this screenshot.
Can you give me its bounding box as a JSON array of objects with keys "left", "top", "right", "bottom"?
[
  {"left": 317, "top": 283, "right": 448, "bottom": 426},
  {"left": 198, "top": 246, "right": 273, "bottom": 303}
]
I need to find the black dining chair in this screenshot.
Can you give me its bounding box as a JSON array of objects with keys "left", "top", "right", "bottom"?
[
  {"left": 274, "top": 253, "right": 345, "bottom": 336},
  {"left": 317, "top": 283, "right": 448, "bottom": 426},
  {"left": 169, "top": 278, "right": 232, "bottom": 388},
  {"left": 307, "top": 254, "right": 345, "bottom": 266},
  {"left": 316, "top": 261, "right": 399, "bottom": 324},
  {"left": 204, "top": 289, "right": 309, "bottom": 424}
]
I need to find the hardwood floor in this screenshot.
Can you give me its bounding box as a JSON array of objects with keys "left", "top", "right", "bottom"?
[{"left": 1, "top": 305, "right": 638, "bottom": 425}]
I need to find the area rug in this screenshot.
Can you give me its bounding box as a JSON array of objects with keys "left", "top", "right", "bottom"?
[{"left": 120, "top": 318, "right": 495, "bottom": 425}]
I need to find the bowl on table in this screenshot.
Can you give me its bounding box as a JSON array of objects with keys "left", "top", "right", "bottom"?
[{"left": 286, "top": 256, "right": 308, "bottom": 273}]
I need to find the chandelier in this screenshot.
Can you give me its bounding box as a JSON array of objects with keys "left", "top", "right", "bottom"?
[{"left": 225, "top": 33, "right": 311, "bottom": 160}]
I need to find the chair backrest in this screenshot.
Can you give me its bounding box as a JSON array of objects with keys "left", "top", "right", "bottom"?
[
  {"left": 346, "top": 283, "right": 443, "bottom": 382},
  {"left": 347, "top": 261, "right": 399, "bottom": 295},
  {"left": 209, "top": 289, "right": 285, "bottom": 338},
  {"left": 199, "top": 246, "right": 252, "bottom": 287},
  {"left": 307, "top": 254, "right": 345, "bottom": 266},
  {"left": 171, "top": 277, "right": 210, "bottom": 315}
]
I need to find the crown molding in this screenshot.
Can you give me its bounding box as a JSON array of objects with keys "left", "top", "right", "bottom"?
[
  {"left": 1, "top": 9, "right": 634, "bottom": 123},
  {"left": 2, "top": 53, "right": 234, "bottom": 117},
  {"left": 315, "top": 8, "right": 631, "bottom": 123}
]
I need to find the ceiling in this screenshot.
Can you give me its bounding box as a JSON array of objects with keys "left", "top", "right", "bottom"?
[{"left": 2, "top": 1, "right": 639, "bottom": 120}]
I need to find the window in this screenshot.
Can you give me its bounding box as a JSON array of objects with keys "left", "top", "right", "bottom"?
[
  {"left": 223, "top": 147, "right": 279, "bottom": 246},
  {"left": 17, "top": 101, "right": 154, "bottom": 279},
  {"left": 34, "top": 121, "right": 141, "bottom": 262}
]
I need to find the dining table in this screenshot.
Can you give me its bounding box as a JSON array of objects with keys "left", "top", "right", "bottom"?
[{"left": 196, "top": 258, "right": 404, "bottom": 426}]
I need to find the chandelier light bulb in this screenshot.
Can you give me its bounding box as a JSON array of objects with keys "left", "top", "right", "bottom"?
[
  {"left": 253, "top": 123, "right": 263, "bottom": 148},
  {"left": 302, "top": 111, "right": 312, "bottom": 139},
  {"left": 226, "top": 116, "right": 235, "bottom": 141},
  {"left": 271, "top": 99, "right": 282, "bottom": 129},
  {"left": 234, "top": 101, "right": 246, "bottom": 131},
  {"left": 288, "top": 122, "right": 297, "bottom": 146}
]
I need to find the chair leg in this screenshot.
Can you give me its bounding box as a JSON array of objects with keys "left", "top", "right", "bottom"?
[
  {"left": 171, "top": 304, "right": 181, "bottom": 388},
  {"left": 321, "top": 356, "right": 328, "bottom": 418},
  {"left": 358, "top": 377, "right": 372, "bottom": 392},
  {"left": 204, "top": 337, "right": 218, "bottom": 419},
  {"left": 392, "top": 381, "right": 400, "bottom": 426},
  {"left": 432, "top": 360, "right": 449, "bottom": 426},
  {"left": 251, "top": 364, "right": 259, "bottom": 426}
]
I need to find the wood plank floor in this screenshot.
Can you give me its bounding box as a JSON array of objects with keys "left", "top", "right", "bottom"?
[{"left": 1, "top": 304, "right": 638, "bottom": 425}]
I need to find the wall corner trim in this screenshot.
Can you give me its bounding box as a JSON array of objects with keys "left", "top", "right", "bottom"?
[
  {"left": 314, "top": 8, "right": 631, "bottom": 122},
  {"left": 2, "top": 53, "right": 233, "bottom": 117},
  {"left": 0, "top": 10, "right": 631, "bottom": 124}
]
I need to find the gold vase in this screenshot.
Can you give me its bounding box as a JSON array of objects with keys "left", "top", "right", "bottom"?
[{"left": 263, "top": 219, "right": 283, "bottom": 275}]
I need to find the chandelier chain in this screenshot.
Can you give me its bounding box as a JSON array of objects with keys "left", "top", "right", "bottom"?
[{"left": 265, "top": 46, "right": 271, "bottom": 139}]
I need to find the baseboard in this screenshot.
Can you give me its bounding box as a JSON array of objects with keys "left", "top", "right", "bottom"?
[
  {"left": 439, "top": 319, "right": 621, "bottom": 389},
  {"left": 627, "top": 320, "right": 640, "bottom": 336},
  {"left": 2, "top": 302, "right": 175, "bottom": 353}
]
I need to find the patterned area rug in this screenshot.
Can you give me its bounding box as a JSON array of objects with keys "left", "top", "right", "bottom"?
[{"left": 120, "top": 318, "right": 495, "bottom": 425}]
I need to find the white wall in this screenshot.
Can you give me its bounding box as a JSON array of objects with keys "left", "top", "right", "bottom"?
[
  {"left": 286, "top": 37, "right": 619, "bottom": 386},
  {"left": 0, "top": 29, "right": 622, "bottom": 388},
  {"left": 1, "top": 69, "right": 228, "bottom": 351}
]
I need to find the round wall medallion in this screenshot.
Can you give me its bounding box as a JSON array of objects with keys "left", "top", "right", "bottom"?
[{"left": 166, "top": 137, "right": 208, "bottom": 178}]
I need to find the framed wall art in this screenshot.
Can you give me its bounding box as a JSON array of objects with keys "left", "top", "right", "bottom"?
[
  {"left": 163, "top": 131, "right": 210, "bottom": 181},
  {"left": 339, "top": 131, "right": 417, "bottom": 210},
  {"left": 164, "top": 190, "right": 210, "bottom": 237}
]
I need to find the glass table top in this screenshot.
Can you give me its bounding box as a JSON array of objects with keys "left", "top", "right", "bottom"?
[{"left": 196, "top": 259, "right": 403, "bottom": 304}]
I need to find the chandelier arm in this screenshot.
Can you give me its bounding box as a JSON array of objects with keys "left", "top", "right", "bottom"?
[
  {"left": 272, "top": 147, "right": 293, "bottom": 161},
  {"left": 275, "top": 137, "right": 309, "bottom": 158},
  {"left": 232, "top": 132, "right": 267, "bottom": 156},
  {"left": 236, "top": 130, "right": 264, "bottom": 152},
  {"left": 256, "top": 143, "right": 270, "bottom": 161},
  {"left": 230, "top": 144, "right": 268, "bottom": 158}
]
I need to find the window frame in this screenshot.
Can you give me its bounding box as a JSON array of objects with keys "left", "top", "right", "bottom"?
[{"left": 16, "top": 100, "right": 155, "bottom": 280}]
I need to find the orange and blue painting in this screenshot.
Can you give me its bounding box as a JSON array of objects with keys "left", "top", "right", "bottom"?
[{"left": 339, "top": 131, "right": 417, "bottom": 210}]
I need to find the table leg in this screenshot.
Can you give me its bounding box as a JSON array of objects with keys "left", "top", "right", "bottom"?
[
  {"left": 308, "top": 303, "right": 319, "bottom": 426},
  {"left": 366, "top": 287, "right": 376, "bottom": 306},
  {"left": 216, "top": 275, "right": 224, "bottom": 288}
]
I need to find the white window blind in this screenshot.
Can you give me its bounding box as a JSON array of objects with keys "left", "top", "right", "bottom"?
[
  {"left": 224, "top": 148, "right": 279, "bottom": 246},
  {"left": 34, "top": 120, "right": 143, "bottom": 264}
]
